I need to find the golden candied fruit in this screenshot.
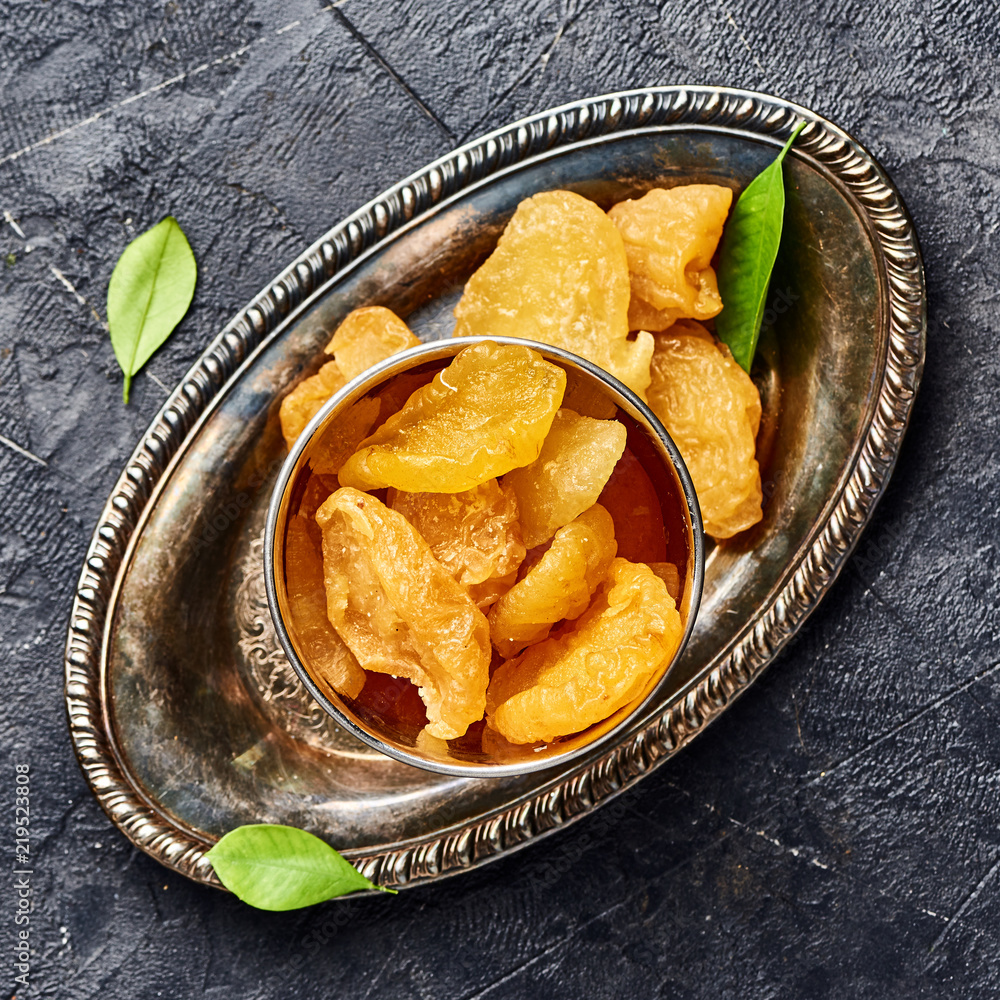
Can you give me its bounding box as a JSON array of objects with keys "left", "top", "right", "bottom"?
[
  {"left": 388, "top": 479, "right": 526, "bottom": 610},
  {"left": 486, "top": 558, "right": 683, "bottom": 744},
  {"left": 608, "top": 185, "right": 733, "bottom": 332},
  {"left": 503, "top": 408, "right": 627, "bottom": 549},
  {"left": 646, "top": 320, "right": 762, "bottom": 539},
  {"left": 338, "top": 341, "right": 565, "bottom": 494},
  {"left": 488, "top": 504, "right": 617, "bottom": 658},
  {"left": 452, "top": 190, "right": 655, "bottom": 399},
  {"left": 316, "top": 487, "right": 491, "bottom": 739},
  {"left": 309, "top": 396, "right": 382, "bottom": 477},
  {"left": 325, "top": 305, "right": 420, "bottom": 381},
  {"left": 279, "top": 306, "right": 419, "bottom": 452},
  {"left": 279, "top": 361, "right": 346, "bottom": 450},
  {"left": 284, "top": 513, "right": 366, "bottom": 700}
]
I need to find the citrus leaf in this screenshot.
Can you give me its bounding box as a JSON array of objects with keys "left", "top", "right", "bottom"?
[
  {"left": 716, "top": 122, "right": 805, "bottom": 372},
  {"left": 206, "top": 824, "right": 395, "bottom": 910},
  {"left": 107, "top": 216, "right": 196, "bottom": 403}
]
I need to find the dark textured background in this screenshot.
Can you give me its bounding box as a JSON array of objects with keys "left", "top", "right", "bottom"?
[{"left": 1, "top": 1, "right": 998, "bottom": 997}]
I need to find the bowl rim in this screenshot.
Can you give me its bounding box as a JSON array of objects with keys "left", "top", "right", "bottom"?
[{"left": 264, "top": 335, "right": 706, "bottom": 777}]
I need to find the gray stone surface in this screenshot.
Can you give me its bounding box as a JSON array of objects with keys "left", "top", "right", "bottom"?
[{"left": 1, "top": 1, "right": 998, "bottom": 997}]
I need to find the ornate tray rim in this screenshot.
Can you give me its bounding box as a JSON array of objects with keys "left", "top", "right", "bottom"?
[{"left": 64, "top": 86, "right": 926, "bottom": 891}]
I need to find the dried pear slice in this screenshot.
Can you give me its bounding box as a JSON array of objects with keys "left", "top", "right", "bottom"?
[
  {"left": 316, "top": 487, "right": 491, "bottom": 740},
  {"left": 453, "top": 189, "right": 654, "bottom": 399},
  {"left": 279, "top": 361, "right": 346, "bottom": 450},
  {"left": 487, "top": 558, "right": 682, "bottom": 744},
  {"left": 608, "top": 184, "right": 732, "bottom": 332},
  {"left": 646, "top": 321, "right": 762, "bottom": 539},
  {"left": 326, "top": 305, "right": 420, "bottom": 381},
  {"left": 503, "top": 408, "right": 626, "bottom": 549},
  {"left": 488, "top": 504, "right": 617, "bottom": 658},
  {"left": 284, "top": 514, "right": 365, "bottom": 700},
  {"left": 388, "top": 479, "right": 525, "bottom": 610},
  {"left": 338, "top": 341, "right": 565, "bottom": 494}
]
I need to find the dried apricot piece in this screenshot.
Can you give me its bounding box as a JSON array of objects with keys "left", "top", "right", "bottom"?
[
  {"left": 338, "top": 341, "right": 566, "bottom": 494},
  {"left": 503, "top": 408, "right": 626, "bottom": 548},
  {"left": 316, "top": 487, "right": 491, "bottom": 739},
  {"left": 646, "top": 320, "right": 762, "bottom": 539},
  {"left": 486, "top": 558, "right": 683, "bottom": 744},
  {"left": 488, "top": 504, "right": 617, "bottom": 658},
  {"left": 279, "top": 361, "right": 346, "bottom": 450},
  {"left": 608, "top": 185, "right": 732, "bottom": 332},
  {"left": 388, "top": 479, "right": 526, "bottom": 610},
  {"left": 453, "top": 190, "right": 655, "bottom": 399},
  {"left": 284, "top": 513, "right": 366, "bottom": 700},
  {"left": 326, "top": 305, "right": 420, "bottom": 381}
]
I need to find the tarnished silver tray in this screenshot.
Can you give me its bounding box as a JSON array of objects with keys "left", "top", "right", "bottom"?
[{"left": 65, "top": 87, "right": 925, "bottom": 892}]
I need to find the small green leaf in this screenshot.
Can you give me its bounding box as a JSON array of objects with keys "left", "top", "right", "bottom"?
[
  {"left": 107, "top": 216, "right": 196, "bottom": 403},
  {"left": 206, "top": 824, "right": 394, "bottom": 910},
  {"left": 716, "top": 122, "right": 806, "bottom": 372}
]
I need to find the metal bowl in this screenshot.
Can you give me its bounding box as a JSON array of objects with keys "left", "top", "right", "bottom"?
[{"left": 264, "top": 337, "right": 705, "bottom": 776}]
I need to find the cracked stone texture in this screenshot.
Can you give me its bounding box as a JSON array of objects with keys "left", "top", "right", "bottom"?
[{"left": 1, "top": 0, "right": 998, "bottom": 997}]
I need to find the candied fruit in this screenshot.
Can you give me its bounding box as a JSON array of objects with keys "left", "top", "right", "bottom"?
[
  {"left": 388, "top": 479, "right": 526, "bottom": 610},
  {"left": 326, "top": 305, "right": 420, "bottom": 381},
  {"left": 284, "top": 513, "right": 366, "bottom": 699},
  {"left": 338, "top": 341, "right": 565, "bottom": 494},
  {"left": 503, "top": 408, "right": 626, "bottom": 549},
  {"left": 279, "top": 361, "right": 346, "bottom": 450},
  {"left": 279, "top": 306, "right": 419, "bottom": 452},
  {"left": 310, "top": 396, "right": 382, "bottom": 477},
  {"left": 608, "top": 185, "right": 733, "bottom": 332},
  {"left": 453, "top": 190, "right": 655, "bottom": 399},
  {"left": 488, "top": 504, "right": 617, "bottom": 658},
  {"left": 646, "top": 320, "right": 762, "bottom": 539},
  {"left": 486, "top": 558, "right": 683, "bottom": 744},
  {"left": 316, "top": 487, "right": 491, "bottom": 739}
]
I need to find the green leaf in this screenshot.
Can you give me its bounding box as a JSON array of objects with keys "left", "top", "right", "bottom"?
[
  {"left": 715, "top": 122, "right": 805, "bottom": 372},
  {"left": 107, "top": 216, "right": 197, "bottom": 403},
  {"left": 206, "top": 824, "right": 395, "bottom": 910}
]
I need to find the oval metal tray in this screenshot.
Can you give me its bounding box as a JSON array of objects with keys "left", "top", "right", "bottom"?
[{"left": 64, "top": 86, "right": 925, "bottom": 892}]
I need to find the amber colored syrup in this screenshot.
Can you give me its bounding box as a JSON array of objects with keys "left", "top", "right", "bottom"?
[{"left": 282, "top": 363, "right": 691, "bottom": 753}]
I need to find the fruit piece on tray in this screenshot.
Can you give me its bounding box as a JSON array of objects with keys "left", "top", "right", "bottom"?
[
  {"left": 279, "top": 361, "right": 346, "bottom": 450},
  {"left": 326, "top": 305, "right": 420, "bottom": 381},
  {"left": 645, "top": 319, "right": 763, "bottom": 539},
  {"left": 486, "top": 558, "right": 683, "bottom": 744},
  {"left": 503, "top": 408, "right": 627, "bottom": 549},
  {"left": 608, "top": 184, "right": 733, "bottom": 332},
  {"left": 388, "top": 479, "right": 526, "bottom": 611},
  {"left": 488, "top": 503, "right": 617, "bottom": 659},
  {"left": 279, "top": 306, "right": 419, "bottom": 451},
  {"left": 452, "top": 190, "right": 655, "bottom": 399},
  {"left": 316, "top": 487, "right": 491, "bottom": 740},
  {"left": 338, "top": 341, "right": 566, "bottom": 493}
]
